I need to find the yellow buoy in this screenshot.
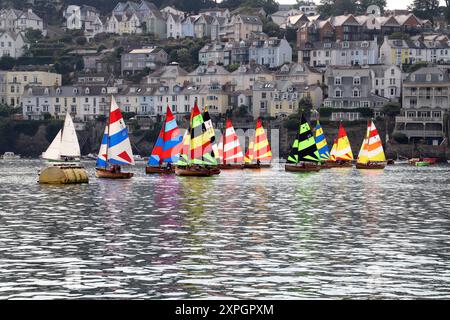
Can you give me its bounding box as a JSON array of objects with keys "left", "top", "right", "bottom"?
[{"left": 39, "top": 165, "right": 89, "bottom": 184}]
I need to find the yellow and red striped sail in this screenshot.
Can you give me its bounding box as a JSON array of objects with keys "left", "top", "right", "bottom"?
[
  {"left": 245, "top": 118, "right": 272, "bottom": 163},
  {"left": 331, "top": 123, "right": 353, "bottom": 161},
  {"left": 244, "top": 135, "right": 254, "bottom": 163},
  {"left": 357, "top": 120, "right": 386, "bottom": 164}
]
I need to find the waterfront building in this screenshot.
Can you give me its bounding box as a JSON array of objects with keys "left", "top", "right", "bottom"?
[
  {"left": 166, "top": 13, "right": 182, "bottom": 39},
  {"left": 182, "top": 64, "right": 231, "bottom": 87},
  {"left": 395, "top": 67, "right": 450, "bottom": 144},
  {"left": 22, "top": 86, "right": 111, "bottom": 121},
  {"left": 225, "top": 14, "right": 263, "bottom": 41},
  {"left": 198, "top": 42, "right": 232, "bottom": 66},
  {"left": 274, "top": 62, "right": 322, "bottom": 85},
  {"left": 0, "top": 8, "right": 45, "bottom": 35},
  {"left": 0, "top": 31, "right": 28, "bottom": 59},
  {"left": 249, "top": 37, "right": 292, "bottom": 68},
  {"left": 0, "top": 71, "right": 61, "bottom": 108},
  {"left": 252, "top": 80, "right": 323, "bottom": 119},
  {"left": 298, "top": 39, "right": 378, "bottom": 68},
  {"left": 231, "top": 63, "right": 274, "bottom": 90},
  {"left": 121, "top": 47, "right": 168, "bottom": 75},
  {"left": 323, "top": 65, "right": 389, "bottom": 121}
]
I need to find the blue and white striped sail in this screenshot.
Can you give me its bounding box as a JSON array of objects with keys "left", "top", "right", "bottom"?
[
  {"left": 314, "top": 121, "right": 330, "bottom": 160},
  {"left": 96, "top": 96, "right": 135, "bottom": 167},
  {"left": 96, "top": 127, "right": 108, "bottom": 167}
]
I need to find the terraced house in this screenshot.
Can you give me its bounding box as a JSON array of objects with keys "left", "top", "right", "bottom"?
[{"left": 395, "top": 67, "right": 450, "bottom": 144}]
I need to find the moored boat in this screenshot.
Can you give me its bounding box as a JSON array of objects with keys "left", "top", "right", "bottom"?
[
  {"left": 175, "top": 101, "right": 220, "bottom": 176},
  {"left": 355, "top": 120, "right": 387, "bottom": 170},
  {"left": 415, "top": 161, "right": 431, "bottom": 167},
  {"left": 39, "top": 113, "right": 88, "bottom": 184},
  {"left": 285, "top": 114, "right": 321, "bottom": 173},
  {"left": 314, "top": 120, "right": 331, "bottom": 168},
  {"left": 1, "top": 152, "right": 21, "bottom": 160},
  {"left": 95, "top": 96, "right": 135, "bottom": 179},
  {"left": 95, "top": 167, "right": 134, "bottom": 179},
  {"left": 145, "top": 106, "right": 182, "bottom": 174},
  {"left": 243, "top": 118, "right": 272, "bottom": 169}
]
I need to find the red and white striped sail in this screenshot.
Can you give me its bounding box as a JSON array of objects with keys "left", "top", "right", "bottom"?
[
  {"left": 217, "top": 134, "right": 224, "bottom": 162},
  {"left": 222, "top": 119, "right": 244, "bottom": 164}
]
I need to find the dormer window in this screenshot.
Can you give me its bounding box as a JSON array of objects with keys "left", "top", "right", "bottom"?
[
  {"left": 426, "top": 74, "right": 431, "bottom": 82},
  {"left": 73, "top": 88, "right": 78, "bottom": 94},
  {"left": 85, "top": 88, "right": 90, "bottom": 94},
  {"left": 353, "top": 77, "right": 360, "bottom": 85},
  {"left": 335, "top": 77, "right": 342, "bottom": 85},
  {"left": 101, "top": 88, "right": 106, "bottom": 94},
  {"left": 342, "top": 42, "right": 349, "bottom": 48},
  {"left": 361, "top": 41, "right": 368, "bottom": 48}
]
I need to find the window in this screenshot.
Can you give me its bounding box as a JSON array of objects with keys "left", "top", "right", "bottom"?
[
  {"left": 391, "top": 68, "right": 395, "bottom": 75},
  {"left": 72, "top": 97, "right": 76, "bottom": 103},
  {"left": 335, "top": 77, "right": 341, "bottom": 85},
  {"left": 352, "top": 88, "right": 360, "bottom": 97},
  {"left": 335, "top": 89, "right": 341, "bottom": 97},
  {"left": 353, "top": 77, "right": 360, "bottom": 85},
  {"left": 85, "top": 97, "right": 89, "bottom": 103},
  {"left": 262, "top": 92, "right": 266, "bottom": 99}
]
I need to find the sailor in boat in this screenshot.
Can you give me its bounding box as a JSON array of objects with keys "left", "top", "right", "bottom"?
[
  {"left": 111, "top": 165, "right": 121, "bottom": 173},
  {"left": 257, "top": 159, "right": 261, "bottom": 166}
]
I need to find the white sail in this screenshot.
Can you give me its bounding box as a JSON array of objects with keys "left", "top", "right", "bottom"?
[
  {"left": 42, "top": 129, "right": 62, "bottom": 161},
  {"left": 60, "top": 113, "right": 81, "bottom": 158}
]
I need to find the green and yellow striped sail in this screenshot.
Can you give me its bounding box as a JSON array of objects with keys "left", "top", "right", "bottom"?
[
  {"left": 287, "top": 114, "right": 321, "bottom": 164},
  {"left": 179, "top": 102, "right": 217, "bottom": 166}
]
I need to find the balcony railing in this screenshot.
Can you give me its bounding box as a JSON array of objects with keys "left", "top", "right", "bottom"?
[
  {"left": 396, "top": 129, "right": 444, "bottom": 138},
  {"left": 395, "top": 116, "right": 443, "bottom": 122}
]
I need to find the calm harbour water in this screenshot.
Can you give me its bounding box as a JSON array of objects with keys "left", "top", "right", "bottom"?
[{"left": 0, "top": 159, "right": 449, "bottom": 299}]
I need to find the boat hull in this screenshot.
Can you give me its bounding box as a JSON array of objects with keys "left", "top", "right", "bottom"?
[
  {"left": 415, "top": 161, "right": 431, "bottom": 167},
  {"left": 145, "top": 166, "right": 175, "bottom": 174},
  {"left": 285, "top": 163, "right": 320, "bottom": 172},
  {"left": 95, "top": 168, "right": 133, "bottom": 179},
  {"left": 175, "top": 166, "right": 220, "bottom": 176},
  {"left": 218, "top": 164, "right": 243, "bottom": 170},
  {"left": 39, "top": 165, "right": 89, "bottom": 184},
  {"left": 355, "top": 162, "right": 386, "bottom": 170},
  {"left": 325, "top": 161, "right": 353, "bottom": 168},
  {"left": 243, "top": 163, "right": 272, "bottom": 169}
]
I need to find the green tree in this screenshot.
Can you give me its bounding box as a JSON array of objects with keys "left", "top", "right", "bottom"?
[
  {"left": 25, "top": 29, "right": 43, "bottom": 42},
  {"left": 0, "top": 56, "right": 16, "bottom": 70},
  {"left": 319, "top": 0, "right": 358, "bottom": 16},
  {"left": 227, "top": 63, "right": 240, "bottom": 72},
  {"left": 409, "top": 0, "right": 440, "bottom": 23},
  {"left": 382, "top": 102, "right": 401, "bottom": 117},
  {"left": 75, "top": 36, "right": 87, "bottom": 46}
]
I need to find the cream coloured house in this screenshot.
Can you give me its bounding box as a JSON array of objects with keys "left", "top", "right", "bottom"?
[{"left": 0, "top": 71, "right": 61, "bottom": 107}]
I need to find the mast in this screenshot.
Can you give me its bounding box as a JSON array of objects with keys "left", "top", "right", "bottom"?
[{"left": 105, "top": 96, "right": 112, "bottom": 168}]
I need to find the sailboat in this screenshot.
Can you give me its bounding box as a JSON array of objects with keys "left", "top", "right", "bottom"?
[
  {"left": 217, "top": 119, "right": 244, "bottom": 169},
  {"left": 95, "top": 96, "right": 135, "bottom": 179},
  {"left": 146, "top": 106, "right": 182, "bottom": 174},
  {"left": 285, "top": 114, "right": 321, "bottom": 172},
  {"left": 356, "top": 120, "right": 387, "bottom": 169},
  {"left": 243, "top": 118, "right": 272, "bottom": 169},
  {"left": 314, "top": 120, "right": 331, "bottom": 168},
  {"left": 175, "top": 101, "right": 221, "bottom": 176},
  {"left": 327, "top": 123, "right": 354, "bottom": 167},
  {"left": 39, "top": 113, "right": 88, "bottom": 184},
  {"left": 42, "top": 113, "right": 81, "bottom": 162}
]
